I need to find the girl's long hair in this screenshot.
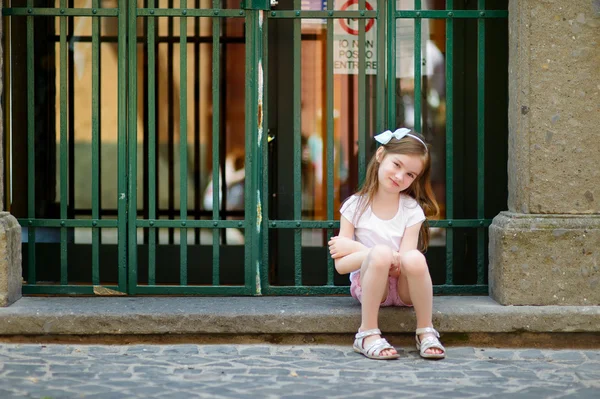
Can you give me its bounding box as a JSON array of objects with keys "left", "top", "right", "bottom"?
[{"left": 351, "top": 133, "right": 440, "bottom": 252}]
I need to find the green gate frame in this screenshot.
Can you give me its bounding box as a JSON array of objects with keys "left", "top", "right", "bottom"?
[{"left": 3, "top": 0, "right": 508, "bottom": 296}]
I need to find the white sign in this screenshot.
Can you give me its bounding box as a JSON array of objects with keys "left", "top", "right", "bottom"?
[{"left": 334, "top": 0, "right": 434, "bottom": 77}]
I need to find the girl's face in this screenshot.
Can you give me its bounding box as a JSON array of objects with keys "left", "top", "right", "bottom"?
[{"left": 376, "top": 148, "right": 424, "bottom": 194}]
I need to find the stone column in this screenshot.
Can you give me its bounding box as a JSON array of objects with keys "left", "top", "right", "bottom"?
[
  {"left": 489, "top": 0, "right": 600, "bottom": 305},
  {"left": 0, "top": 3, "right": 23, "bottom": 307}
]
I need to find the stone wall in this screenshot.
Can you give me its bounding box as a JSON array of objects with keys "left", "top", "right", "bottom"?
[{"left": 489, "top": 0, "right": 600, "bottom": 305}]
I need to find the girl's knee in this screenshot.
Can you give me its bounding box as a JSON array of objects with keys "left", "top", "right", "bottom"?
[
  {"left": 368, "top": 245, "right": 393, "bottom": 271},
  {"left": 400, "top": 250, "right": 427, "bottom": 275}
]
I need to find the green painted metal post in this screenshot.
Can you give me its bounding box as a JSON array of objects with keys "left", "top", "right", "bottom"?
[{"left": 127, "top": 0, "right": 138, "bottom": 294}]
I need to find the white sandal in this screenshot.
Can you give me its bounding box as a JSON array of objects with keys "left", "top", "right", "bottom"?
[
  {"left": 415, "top": 327, "right": 446, "bottom": 359},
  {"left": 353, "top": 329, "right": 400, "bottom": 360}
]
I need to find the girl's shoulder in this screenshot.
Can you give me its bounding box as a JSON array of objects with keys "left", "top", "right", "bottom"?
[
  {"left": 340, "top": 194, "right": 361, "bottom": 214},
  {"left": 400, "top": 193, "right": 420, "bottom": 209}
]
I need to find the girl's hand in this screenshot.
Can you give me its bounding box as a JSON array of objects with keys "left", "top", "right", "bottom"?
[
  {"left": 389, "top": 251, "right": 402, "bottom": 277},
  {"left": 328, "top": 236, "right": 357, "bottom": 259}
]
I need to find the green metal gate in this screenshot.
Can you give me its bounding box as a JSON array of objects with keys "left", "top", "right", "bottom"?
[{"left": 3, "top": 0, "right": 508, "bottom": 295}]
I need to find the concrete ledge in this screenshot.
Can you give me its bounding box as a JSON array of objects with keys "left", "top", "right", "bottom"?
[{"left": 0, "top": 296, "right": 599, "bottom": 335}]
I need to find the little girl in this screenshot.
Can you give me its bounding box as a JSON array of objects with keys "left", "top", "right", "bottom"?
[{"left": 329, "top": 128, "right": 445, "bottom": 360}]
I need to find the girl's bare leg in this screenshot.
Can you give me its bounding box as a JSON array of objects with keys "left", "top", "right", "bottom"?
[
  {"left": 358, "top": 245, "right": 396, "bottom": 357},
  {"left": 396, "top": 249, "right": 443, "bottom": 355}
]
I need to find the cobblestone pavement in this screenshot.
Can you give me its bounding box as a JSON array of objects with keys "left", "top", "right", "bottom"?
[{"left": 0, "top": 343, "right": 599, "bottom": 399}]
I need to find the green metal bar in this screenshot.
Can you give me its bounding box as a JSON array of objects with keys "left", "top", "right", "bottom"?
[
  {"left": 326, "top": 0, "right": 334, "bottom": 286},
  {"left": 262, "top": 10, "right": 508, "bottom": 19},
  {"left": 23, "top": 285, "right": 122, "bottom": 295},
  {"left": 357, "top": 0, "right": 366, "bottom": 186},
  {"left": 4, "top": 8, "right": 119, "bottom": 16},
  {"left": 179, "top": 0, "right": 188, "bottom": 285},
  {"left": 414, "top": 0, "right": 422, "bottom": 132},
  {"left": 3, "top": 8, "right": 508, "bottom": 18},
  {"left": 396, "top": 10, "right": 507, "bottom": 18},
  {"left": 91, "top": 0, "right": 101, "bottom": 285},
  {"left": 477, "top": 0, "right": 486, "bottom": 285},
  {"left": 26, "top": 0, "right": 36, "bottom": 284},
  {"left": 137, "top": 220, "right": 245, "bottom": 228},
  {"left": 19, "top": 219, "right": 119, "bottom": 228},
  {"left": 263, "top": 285, "right": 489, "bottom": 296},
  {"left": 18, "top": 217, "right": 490, "bottom": 229},
  {"left": 293, "top": 0, "right": 302, "bottom": 287},
  {"left": 148, "top": 0, "right": 157, "bottom": 286},
  {"left": 22, "top": 284, "right": 254, "bottom": 295},
  {"left": 137, "top": 8, "right": 246, "bottom": 17},
  {"left": 260, "top": 8, "right": 269, "bottom": 294},
  {"left": 268, "top": 11, "right": 376, "bottom": 18},
  {"left": 266, "top": 219, "right": 492, "bottom": 229},
  {"left": 445, "top": 0, "right": 454, "bottom": 285},
  {"left": 386, "top": 0, "right": 396, "bottom": 128},
  {"left": 244, "top": 8, "right": 262, "bottom": 294},
  {"left": 375, "top": 0, "right": 385, "bottom": 134},
  {"left": 59, "top": 0, "right": 68, "bottom": 285},
  {"left": 130, "top": 286, "right": 252, "bottom": 295},
  {"left": 263, "top": 286, "right": 350, "bottom": 295},
  {"left": 212, "top": 0, "right": 221, "bottom": 285},
  {"left": 127, "top": 0, "right": 138, "bottom": 293}
]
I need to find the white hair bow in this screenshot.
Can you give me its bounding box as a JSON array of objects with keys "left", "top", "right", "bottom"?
[{"left": 374, "top": 128, "right": 427, "bottom": 150}]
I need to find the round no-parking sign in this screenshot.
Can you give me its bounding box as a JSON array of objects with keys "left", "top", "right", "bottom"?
[
  {"left": 334, "top": 0, "right": 378, "bottom": 75},
  {"left": 338, "top": 0, "right": 375, "bottom": 35}
]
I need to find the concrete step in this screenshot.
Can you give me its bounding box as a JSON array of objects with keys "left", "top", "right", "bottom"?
[{"left": 1, "top": 296, "right": 599, "bottom": 336}]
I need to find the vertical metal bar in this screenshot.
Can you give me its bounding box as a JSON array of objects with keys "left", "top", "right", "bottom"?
[
  {"left": 168, "top": 0, "right": 175, "bottom": 244},
  {"left": 26, "top": 0, "right": 36, "bottom": 284},
  {"left": 326, "top": 0, "right": 334, "bottom": 286},
  {"left": 293, "top": 0, "right": 302, "bottom": 286},
  {"left": 386, "top": 0, "right": 396, "bottom": 128},
  {"left": 127, "top": 0, "right": 138, "bottom": 293},
  {"left": 179, "top": 0, "right": 188, "bottom": 285},
  {"left": 59, "top": 0, "right": 68, "bottom": 285},
  {"left": 357, "top": 0, "right": 366, "bottom": 186},
  {"left": 414, "top": 0, "right": 422, "bottom": 132},
  {"left": 260, "top": 9, "right": 268, "bottom": 294},
  {"left": 68, "top": 0, "right": 75, "bottom": 221},
  {"left": 92, "top": 0, "right": 101, "bottom": 285},
  {"left": 98, "top": 4, "right": 103, "bottom": 244},
  {"left": 193, "top": 0, "right": 201, "bottom": 245},
  {"left": 148, "top": 0, "right": 157, "bottom": 286},
  {"left": 375, "top": 0, "right": 385, "bottom": 134},
  {"left": 477, "top": 0, "right": 486, "bottom": 284},
  {"left": 445, "top": 0, "right": 454, "bottom": 285},
  {"left": 212, "top": 0, "right": 221, "bottom": 286},
  {"left": 244, "top": 8, "right": 261, "bottom": 294},
  {"left": 142, "top": 0, "right": 149, "bottom": 246}
]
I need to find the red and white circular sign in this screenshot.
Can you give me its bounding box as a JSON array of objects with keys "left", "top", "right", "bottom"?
[{"left": 339, "top": 0, "right": 375, "bottom": 35}]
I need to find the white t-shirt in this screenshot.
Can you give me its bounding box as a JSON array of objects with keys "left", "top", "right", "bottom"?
[{"left": 340, "top": 194, "right": 426, "bottom": 279}]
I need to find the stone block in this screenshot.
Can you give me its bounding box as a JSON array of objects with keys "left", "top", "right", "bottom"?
[
  {"left": 489, "top": 212, "right": 600, "bottom": 305},
  {"left": 508, "top": 0, "right": 600, "bottom": 214},
  {"left": 0, "top": 212, "right": 22, "bottom": 307}
]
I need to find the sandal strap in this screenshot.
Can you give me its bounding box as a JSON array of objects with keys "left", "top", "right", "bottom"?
[
  {"left": 415, "top": 327, "right": 440, "bottom": 338},
  {"left": 355, "top": 328, "right": 382, "bottom": 339},
  {"left": 365, "top": 338, "right": 395, "bottom": 357},
  {"left": 418, "top": 336, "right": 446, "bottom": 354}
]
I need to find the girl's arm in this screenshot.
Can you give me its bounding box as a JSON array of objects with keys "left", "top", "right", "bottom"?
[
  {"left": 388, "top": 222, "right": 422, "bottom": 277},
  {"left": 330, "top": 216, "right": 370, "bottom": 275},
  {"left": 398, "top": 222, "right": 422, "bottom": 254}
]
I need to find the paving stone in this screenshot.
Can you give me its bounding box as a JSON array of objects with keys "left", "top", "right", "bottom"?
[
  {"left": 0, "top": 344, "right": 598, "bottom": 398},
  {"left": 517, "top": 349, "right": 546, "bottom": 360},
  {"left": 238, "top": 346, "right": 272, "bottom": 356},
  {"left": 548, "top": 351, "right": 587, "bottom": 362},
  {"left": 201, "top": 345, "right": 240, "bottom": 355}
]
